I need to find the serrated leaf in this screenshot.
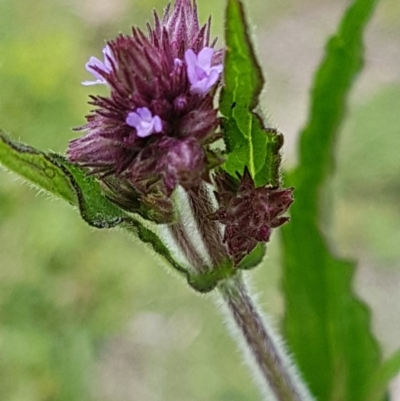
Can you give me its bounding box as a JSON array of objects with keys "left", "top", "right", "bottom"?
[
  {"left": 220, "top": 0, "right": 282, "bottom": 187},
  {"left": 280, "top": 1, "right": 380, "bottom": 401},
  {"left": 49, "top": 154, "right": 126, "bottom": 229},
  {"left": 0, "top": 133, "right": 76, "bottom": 205},
  {"left": 0, "top": 131, "right": 186, "bottom": 274}
]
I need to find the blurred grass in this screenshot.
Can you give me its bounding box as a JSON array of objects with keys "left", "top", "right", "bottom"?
[{"left": 0, "top": 0, "right": 399, "bottom": 400}]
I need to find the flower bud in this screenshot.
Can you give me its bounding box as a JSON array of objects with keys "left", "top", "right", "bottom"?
[{"left": 212, "top": 170, "right": 294, "bottom": 265}]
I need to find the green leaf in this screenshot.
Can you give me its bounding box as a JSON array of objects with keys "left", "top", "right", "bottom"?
[
  {"left": 365, "top": 349, "right": 400, "bottom": 401},
  {"left": 0, "top": 131, "right": 244, "bottom": 293},
  {"left": 0, "top": 131, "right": 186, "bottom": 274},
  {"left": 187, "top": 259, "right": 236, "bottom": 293},
  {"left": 220, "top": 0, "right": 282, "bottom": 187},
  {"left": 0, "top": 132, "right": 76, "bottom": 205},
  {"left": 280, "top": 0, "right": 380, "bottom": 400},
  {"left": 237, "top": 243, "right": 265, "bottom": 270},
  {"left": 0, "top": 131, "right": 242, "bottom": 293}
]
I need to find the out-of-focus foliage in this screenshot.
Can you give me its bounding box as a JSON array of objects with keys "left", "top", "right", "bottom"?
[{"left": 281, "top": 1, "right": 383, "bottom": 400}]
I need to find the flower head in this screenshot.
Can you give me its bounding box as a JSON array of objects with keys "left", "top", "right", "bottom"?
[
  {"left": 212, "top": 170, "right": 294, "bottom": 265},
  {"left": 68, "top": 0, "right": 224, "bottom": 221}
]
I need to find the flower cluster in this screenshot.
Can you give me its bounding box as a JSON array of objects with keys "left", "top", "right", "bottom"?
[
  {"left": 212, "top": 170, "right": 294, "bottom": 265},
  {"left": 68, "top": 0, "right": 223, "bottom": 221}
]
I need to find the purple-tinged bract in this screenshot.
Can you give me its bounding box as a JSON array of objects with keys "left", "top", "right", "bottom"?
[
  {"left": 212, "top": 170, "right": 294, "bottom": 265},
  {"left": 68, "top": 0, "right": 223, "bottom": 221}
]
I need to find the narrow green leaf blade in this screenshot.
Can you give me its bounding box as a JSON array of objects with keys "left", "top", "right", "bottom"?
[
  {"left": 280, "top": 0, "right": 380, "bottom": 400},
  {"left": 221, "top": 0, "right": 282, "bottom": 187}
]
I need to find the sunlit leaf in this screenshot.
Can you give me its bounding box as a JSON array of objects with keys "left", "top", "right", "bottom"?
[{"left": 220, "top": 0, "right": 282, "bottom": 187}]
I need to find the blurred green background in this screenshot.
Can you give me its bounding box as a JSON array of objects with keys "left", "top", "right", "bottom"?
[{"left": 0, "top": 0, "right": 399, "bottom": 400}]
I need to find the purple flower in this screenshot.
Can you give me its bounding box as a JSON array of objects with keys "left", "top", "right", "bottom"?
[
  {"left": 69, "top": 0, "right": 224, "bottom": 221},
  {"left": 82, "top": 45, "right": 114, "bottom": 86},
  {"left": 212, "top": 170, "right": 294, "bottom": 265},
  {"left": 126, "top": 107, "right": 163, "bottom": 138},
  {"left": 185, "top": 47, "right": 223, "bottom": 95}
]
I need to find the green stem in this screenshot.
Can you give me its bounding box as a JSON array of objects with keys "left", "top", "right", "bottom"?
[{"left": 218, "top": 274, "right": 314, "bottom": 401}]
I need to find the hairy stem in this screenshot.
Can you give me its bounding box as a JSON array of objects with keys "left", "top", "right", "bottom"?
[
  {"left": 168, "top": 222, "right": 206, "bottom": 273},
  {"left": 187, "top": 183, "right": 228, "bottom": 266},
  {"left": 218, "top": 274, "right": 314, "bottom": 401}
]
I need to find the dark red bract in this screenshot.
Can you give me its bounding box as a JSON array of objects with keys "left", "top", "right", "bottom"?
[{"left": 212, "top": 170, "right": 294, "bottom": 265}]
